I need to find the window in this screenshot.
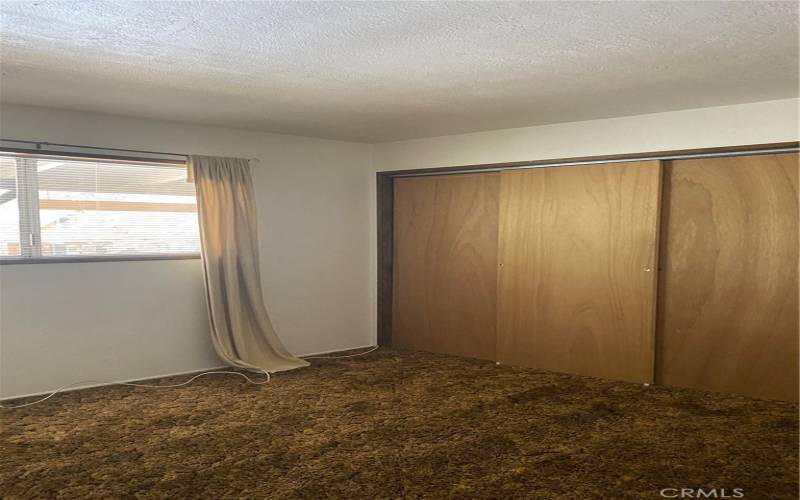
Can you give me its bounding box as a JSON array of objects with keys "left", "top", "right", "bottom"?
[{"left": 0, "top": 152, "right": 200, "bottom": 261}]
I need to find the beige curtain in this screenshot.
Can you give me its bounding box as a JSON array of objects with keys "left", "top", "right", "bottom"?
[{"left": 189, "top": 155, "right": 309, "bottom": 373}]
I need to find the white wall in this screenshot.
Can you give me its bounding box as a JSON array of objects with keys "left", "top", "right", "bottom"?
[
  {"left": 0, "top": 104, "right": 374, "bottom": 398},
  {"left": 0, "top": 259, "right": 216, "bottom": 397},
  {"left": 375, "top": 98, "right": 799, "bottom": 171}
]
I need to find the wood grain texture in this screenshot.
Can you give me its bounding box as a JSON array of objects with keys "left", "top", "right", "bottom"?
[
  {"left": 656, "top": 153, "right": 799, "bottom": 402},
  {"left": 496, "top": 161, "right": 662, "bottom": 383},
  {"left": 392, "top": 173, "right": 500, "bottom": 360}
]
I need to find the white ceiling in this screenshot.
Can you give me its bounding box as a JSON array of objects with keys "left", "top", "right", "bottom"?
[{"left": 0, "top": 1, "right": 797, "bottom": 143}]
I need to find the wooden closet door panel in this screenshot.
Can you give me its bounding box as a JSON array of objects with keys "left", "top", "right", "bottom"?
[
  {"left": 392, "top": 173, "right": 500, "bottom": 360},
  {"left": 656, "top": 153, "right": 799, "bottom": 402},
  {"left": 497, "top": 161, "right": 662, "bottom": 384}
]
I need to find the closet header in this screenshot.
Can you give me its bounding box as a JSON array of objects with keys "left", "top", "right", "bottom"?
[{"left": 387, "top": 143, "right": 799, "bottom": 178}]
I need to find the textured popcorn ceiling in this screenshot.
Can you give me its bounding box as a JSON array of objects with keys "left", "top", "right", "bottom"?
[{"left": 0, "top": 1, "right": 797, "bottom": 142}]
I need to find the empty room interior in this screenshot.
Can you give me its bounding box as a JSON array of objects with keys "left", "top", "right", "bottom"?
[{"left": 1, "top": 1, "right": 799, "bottom": 499}]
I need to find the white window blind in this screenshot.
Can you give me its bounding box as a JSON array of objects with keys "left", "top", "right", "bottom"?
[{"left": 0, "top": 152, "right": 200, "bottom": 260}]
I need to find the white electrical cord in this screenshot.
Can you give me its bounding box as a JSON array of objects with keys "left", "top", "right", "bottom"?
[
  {"left": 0, "top": 370, "right": 271, "bottom": 410},
  {"left": 303, "top": 346, "right": 378, "bottom": 359},
  {"left": 0, "top": 346, "right": 378, "bottom": 410}
]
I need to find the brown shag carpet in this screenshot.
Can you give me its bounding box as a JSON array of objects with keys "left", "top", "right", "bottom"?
[{"left": 1, "top": 348, "right": 797, "bottom": 499}]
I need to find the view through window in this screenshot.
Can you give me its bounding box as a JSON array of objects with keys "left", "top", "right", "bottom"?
[{"left": 0, "top": 152, "right": 200, "bottom": 259}]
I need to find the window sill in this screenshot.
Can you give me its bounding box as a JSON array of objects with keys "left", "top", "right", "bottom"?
[{"left": 0, "top": 254, "right": 201, "bottom": 265}]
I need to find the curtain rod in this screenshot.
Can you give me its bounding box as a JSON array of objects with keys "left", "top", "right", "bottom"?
[
  {"left": 389, "top": 146, "right": 800, "bottom": 177},
  {"left": 1, "top": 138, "right": 190, "bottom": 158},
  {"left": 0, "top": 138, "right": 260, "bottom": 163}
]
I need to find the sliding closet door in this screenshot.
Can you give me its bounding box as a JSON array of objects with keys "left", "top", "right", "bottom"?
[
  {"left": 496, "top": 161, "right": 662, "bottom": 383},
  {"left": 393, "top": 173, "right": 500, "bottom": 360},
  {"left": 656, "top": 153, "right": 799, "bottom": 402}
]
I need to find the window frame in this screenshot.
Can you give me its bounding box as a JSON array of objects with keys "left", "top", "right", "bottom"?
[{"left": 0, "top": 148, "right": 201, "bottom": 264}]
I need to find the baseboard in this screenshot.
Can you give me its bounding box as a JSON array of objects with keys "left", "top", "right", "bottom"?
[
  {"left": 0, "top": 344, "right": 378, "bottom": 402},
  {"left": 0, "top": 365, "right": 229, "bottom": 402}
]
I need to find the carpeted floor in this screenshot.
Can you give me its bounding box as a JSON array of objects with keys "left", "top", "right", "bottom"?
[{"left": 1, "top": 348, "right": 797, "bottom": 499}]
